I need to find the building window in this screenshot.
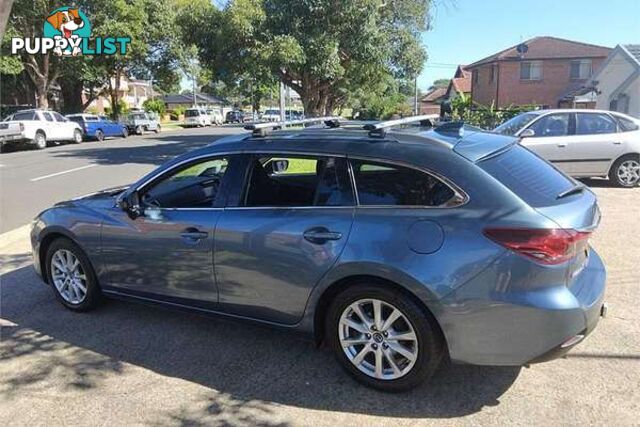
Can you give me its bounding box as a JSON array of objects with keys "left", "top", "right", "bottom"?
[
  {"left": 473, "top": 70, "right": 479, "bottom": 85},
  {"left": 520, "top": 61, "right": 542, "bottom": 81},
  {"left": 489, "top": 65, "right": 496, "bottom": 83},
  {"left": 570, "top": 59, "right": 592, "bottom": 79}
]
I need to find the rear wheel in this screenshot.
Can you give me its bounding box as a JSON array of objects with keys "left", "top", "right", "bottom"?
[
  {"left": 326, "top": 282, "right": 444, "bottom": 392},
  {"left": 95, "top": 129, "right": 104, "bottom": 141},
  {"left": 33, "top": 131, "right": 47, "bottom": 149},
  {"left": 135, "top": 126, "right": 143, "bottom": 135},
  {"left": 611, "top": 155, "right": 640, "bottom": 187},
  {"left": 72, "top": 129, "right": 83, "bottom": 144},
  {"left": 45, "top": 238, "right": 102, "bottom": 311},
  {"left": 154, "top": 125, "right": 161, "bottom": 133}
]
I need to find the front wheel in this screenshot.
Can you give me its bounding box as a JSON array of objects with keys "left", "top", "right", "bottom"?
[
  {"left": 121, "top": 126, "right": 128, "bottom": 138},
  {"left": 45, "top": 238, "right": 102, "bottom": 311},
  {"left": 72, "top": 129, "right": 83, "bottom": 144},
  {"left": 326, "top": 282, "right": 444, "bottom": 392},
  {"left": 95, "top": 129, "right": 104, "bottom": 142},
  {"left": 611, "top": 155, "right": 640, "bottom": 187},
  {"left": 135, "top": 126, "right": 143, "bottom": 135},
  {"left": 154, "top": 125, "right": 161, "bottom": 133}
]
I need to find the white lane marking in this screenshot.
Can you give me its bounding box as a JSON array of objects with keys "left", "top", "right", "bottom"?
[{"left": 30, "top": 164, "right": 96, "bottom": 182}]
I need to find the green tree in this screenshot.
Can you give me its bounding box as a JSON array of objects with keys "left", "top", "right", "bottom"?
[
  {"left": 429, "top": 78, "right": 450, "bottom": 90},
  {"left": 180, "top": 0, "right": 430, "bottom": 117}
]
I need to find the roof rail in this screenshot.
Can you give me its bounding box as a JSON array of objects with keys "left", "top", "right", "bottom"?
[
  {"left": 362, "top": 114, "right": 440, "bottom": 137},
  {"left": 244, "top": 116, "right": 342, "bottom": 137}
]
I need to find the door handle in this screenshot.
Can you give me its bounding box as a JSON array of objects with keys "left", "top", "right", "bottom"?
[
  {"left": 303, "top": 227, "right": 342, "bottom": 244},
  {"left": 180, "top": 228, "right": 209, "bottom": 242},
  {"left": 613, "top": 141, "right": 622, "bottom": 145},
  {"left": 557, "top": 143, "right": 567, "bottom": 147}
]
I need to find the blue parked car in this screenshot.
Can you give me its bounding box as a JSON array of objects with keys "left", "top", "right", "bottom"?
[
  {"left": 30, "top": 116, "right": 606, "bottom": 391},
  {"left": 66, "top": 114, "right": 128, "bottom": 141}
]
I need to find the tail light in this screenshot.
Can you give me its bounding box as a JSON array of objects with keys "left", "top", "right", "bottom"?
[
  {"left": 19, "top": 122, "right": 25, "bottom": 132},
  {"left": 483, "top": 228, "right": 592, "bottom": 265}
]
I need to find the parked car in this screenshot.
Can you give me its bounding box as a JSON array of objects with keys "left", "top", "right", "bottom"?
[
  {"left": 66, "top": 114, "right": 128, "bottom": 141},
  {"left": 30, "top": 117, "right": 606, "bottom": 392},
  {"left": 183, "top": 108, "right": 212, "bottom": 127},
  {"left": 225, "top": 110, "right": 245, "bottom": 123},
  {"left": 1, "top": 109, "right": 83, "bottom": 150},
  {"left": 123, "top": 112, "right": 161, "bottom": 135},
  {"left": 206, "top": 109, "right": 224, "bottom": 125},
  {"left": 495, "top": 109, "right": 640, "bottom": 187},
  {"left": 261, "top": 109, "right": 281, "bottom": 122}
]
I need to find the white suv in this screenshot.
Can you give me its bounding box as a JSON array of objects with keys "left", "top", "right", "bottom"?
[
  {"left": 184, "top": 108, "right": 212, "bottom": 127},
  {"left": 495, "top": 109, "right": 640, "bottom": 187},
  {"left": 1, "top": 109, "right": 83, "bottom": 150}
]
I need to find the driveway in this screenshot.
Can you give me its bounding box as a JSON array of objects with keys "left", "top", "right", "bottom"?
[{"left": 0, "top": 129, "right": 638, "bottom": 425}]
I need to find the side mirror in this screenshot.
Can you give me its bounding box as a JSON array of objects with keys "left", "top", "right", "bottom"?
[
  {"left": 272, "top": 159, "right": 289, "bottom": 173},
  {"left": 519, "top": 128, "right": 535, "bottom": 138},
  {"left": 118, "top": 191, "right": 142, "bottom": 219}
]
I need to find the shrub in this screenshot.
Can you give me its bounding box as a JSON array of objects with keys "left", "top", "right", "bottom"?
[
  {"left": 450, "top": 94, "right": 536, "bottom": 129},
  {"left": 143, "top": 98, "right": 166, "bottom": 117}
]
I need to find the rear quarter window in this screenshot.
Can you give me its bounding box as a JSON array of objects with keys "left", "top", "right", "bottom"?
[{"left": 479, "top": 145, "right": 574, "bottom": 207}]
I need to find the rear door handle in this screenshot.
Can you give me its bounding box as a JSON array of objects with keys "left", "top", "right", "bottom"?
[
  {"left": 613, "top": 141, "right": 622, "bottom": 145},
  {"left": 303, "top": 227, "right": 342, "bottom": 244},
  {"left": 180, "top": 228, "right": 209, "bottom": 242},
  {"left": 557, "top": 143, "right": 567, "bottom": 147}
]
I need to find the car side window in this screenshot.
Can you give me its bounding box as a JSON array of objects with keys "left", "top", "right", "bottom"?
[
  {"left": 612, "top": 115, "right": 639, "bottom": 132},
  {"left": 351, "top": 160, "right": 458, "bottom": 207},
  {"left": 141, "top": 157, "right": 230, "bottom": 209},
  {"left": 53, "top": 112, "right": 67, "bottom": 122},
  {"left": 12, "top": 112, "right": 36, "bottom": 121},
  {"left": 43, "top": 112, "right": 55, "bottom": 122},
  {"left": 576, "top": 113, "right": 617, "bottom": 135},
  {"left": 528, "top": 113, "right": 571, "bottom": 137},
  {"left": 244, "top": 155, "right": 354, "bottom": 207}
]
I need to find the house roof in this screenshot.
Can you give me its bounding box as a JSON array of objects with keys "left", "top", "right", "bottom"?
[
  {"left": 451, "top": 66, "right": 471, "bottom": 93},
  {"left": 162, "top": 93, "right": 227, "bottom": 105},
  {"left": 621, "top": 44, "right": 640, "bottom": 67},
  {"left": 421, "top": 87, "right": 447, "bottom": 103},
  {"left": 467, "top": 36, "right": 612, "bottom": 68}
]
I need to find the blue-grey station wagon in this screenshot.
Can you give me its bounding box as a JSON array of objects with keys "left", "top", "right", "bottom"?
[{"left": 31, "top": 116, "right": 607, "bottom": 391}]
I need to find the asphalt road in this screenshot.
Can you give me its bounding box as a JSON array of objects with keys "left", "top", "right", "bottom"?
[
  {"left": 0, "top": 125, "right": 244, "bottom": 233},
  {"left": 0, "top": 128, "right": 638, "bottom": 425}
]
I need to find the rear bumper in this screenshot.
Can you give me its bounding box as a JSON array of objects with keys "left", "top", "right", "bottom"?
[{"left": 436, "top": 248, "right": 606, "bottom": 366}]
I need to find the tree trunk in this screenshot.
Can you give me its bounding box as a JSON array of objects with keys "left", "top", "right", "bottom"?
[
  {"left": 59, "top": 78, "right": 84, "bottom": 114},
  {"left": 35, "top": 79, "right": 49, "bottom": 109}
]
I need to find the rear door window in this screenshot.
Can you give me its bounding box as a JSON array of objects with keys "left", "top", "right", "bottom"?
[
  {"left": 479, "top": 145, "right": 574, "bottom": 207},
  {"left": 43, "top": 112, "right": 55, "bottom": 122},
  {"left": 576, "top": 113, "right": 617, "bottom": 135},
  {"left": 350, "top": 160, "right": 459, "bottom": 207},
  {"left": 12, "top": 112, "right": 36, "bottom": 121},
  {"left": 243, "top": 155, "right": 353, "bottom": 207},
  {"left": 612, "top": 114, "right": 639, "bottom": 132},
  {"left": 528, "top": 113, "right": 571, "bottom": 137}
]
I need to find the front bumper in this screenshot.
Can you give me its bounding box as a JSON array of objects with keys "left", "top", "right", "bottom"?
[{"left": 436, "top": 248, "right": 607, "bottom": 366}]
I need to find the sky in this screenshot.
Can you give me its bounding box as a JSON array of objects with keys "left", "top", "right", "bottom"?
[{"left": 418, "top": 0, "right": 640, "bottom": 90}]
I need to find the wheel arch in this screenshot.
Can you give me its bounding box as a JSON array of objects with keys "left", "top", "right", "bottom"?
[
  {"left": 608, "top": 152, "right": 640, "bottom": 177},
  {"left": 311, "top": 273, "right": 447, "bottom": 352},
  {"left": 38, "top": 228, "right": 83, "bottom": 284}
]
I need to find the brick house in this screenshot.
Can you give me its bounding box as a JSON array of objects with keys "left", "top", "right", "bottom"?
[
  {"left": 444, "top": 65, "right": 471, "bottom": 100},
  {"left": 419, "top": 87, "right": 447, "bottom": 115},
  {"left": 467, "top": 37, "right": 612, "bottom": 109}
]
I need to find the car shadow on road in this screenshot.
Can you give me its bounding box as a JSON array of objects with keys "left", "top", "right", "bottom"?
[{"left": 1, "top": 265, "right": 521, "bottom": 420}]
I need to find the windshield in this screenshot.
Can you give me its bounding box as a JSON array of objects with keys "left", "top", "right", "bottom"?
[{"left": 494, "top": 112, "right": 540, "bottom": 135}]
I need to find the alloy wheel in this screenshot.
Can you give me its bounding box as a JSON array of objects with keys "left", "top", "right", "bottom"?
[
  {"left": 50, "top": 249, "right": 88, "bottom": 304},
  {"left": 338, "top": 298, "right": 418, "bottom": 380},
  {"left": 617, "top": 159, "right": 640, "bottom": 186},
  {"left": 74, "top": 130, "right": 83, "bottom": 143}
]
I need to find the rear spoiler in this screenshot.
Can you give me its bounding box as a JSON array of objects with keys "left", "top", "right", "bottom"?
[{"left": 450, "top": 128, "right": 518, "bottom": 163}]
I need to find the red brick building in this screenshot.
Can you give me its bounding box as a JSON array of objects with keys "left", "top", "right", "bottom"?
[{"left": 467, "top": 37, "right": 612, "bottom": 108}]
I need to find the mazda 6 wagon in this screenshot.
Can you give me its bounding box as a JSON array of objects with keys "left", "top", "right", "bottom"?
[{"left": 31, "top": 116, "right": 607, "bottom": 391}]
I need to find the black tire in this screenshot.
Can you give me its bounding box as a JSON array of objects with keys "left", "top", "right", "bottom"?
[
  {"left": 154, "top": 125, "right": 161, "bottom": 133},
  {"left": 45, "top": 237, "right": 102, "bottom": 311},
  {"left": 326, "top": 282, "right": 444, "bottom": 392},
  {"left": 121, "top": 126, "right": 128, "bottom": 138},
  {"left": 135, "top": 126, "right": 143, "bottom": 135},
  {"left": 72, "top": 129, "right": 83, "bottom": 144},
  {"left": 95, "top": 129, "right": 104, "bottom": 142},
  {"left": 610, "top": 154, "right": 640, "bottom": 187},
  {"left": 33, "top": 131, "right": 47, "bottom": 149}
]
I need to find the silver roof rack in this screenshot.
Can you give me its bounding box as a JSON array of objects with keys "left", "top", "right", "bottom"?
[
  {"left": 363, "top": 114, "right": 440, "bottom": 137},
  {"left": 244, "top": 116, "right": 342, "bottom": 137}
]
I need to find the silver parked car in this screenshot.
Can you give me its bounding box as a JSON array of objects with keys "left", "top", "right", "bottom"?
[{"left": 495, "top": 109, "right": 640, "bottom": 187}]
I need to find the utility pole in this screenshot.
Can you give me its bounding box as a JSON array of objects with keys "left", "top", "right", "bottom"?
[
  {"left": 414, "top": 76, "right": 419, "bottom": 115},
  {"left": 192, "top": 71, "right": 197, "bottom": 108},
  {"left": 279, "top": 81, "right": 286, "bottom": 122}
]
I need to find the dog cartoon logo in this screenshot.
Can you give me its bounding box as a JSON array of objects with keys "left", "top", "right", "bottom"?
[{"left": 43, "top": 7, "right": 91, "bottom": 56}]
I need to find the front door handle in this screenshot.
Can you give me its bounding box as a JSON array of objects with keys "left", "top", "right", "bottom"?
[
  {"left": 557, "top": 143, "right": 567, "bottom": 147},
  {"left": 303, "top": 227, "right": 342, "bottom": 244},
  {"left": 180, "top": 228, "right": 209, "bottom": 242},
  {"left": 613, "top": 141, "right": 622, "bottom": 145}
]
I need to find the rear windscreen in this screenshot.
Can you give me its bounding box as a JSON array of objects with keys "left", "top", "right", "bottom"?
[{"left": 479, "top": 144, "right": 574, "bottom": 207}]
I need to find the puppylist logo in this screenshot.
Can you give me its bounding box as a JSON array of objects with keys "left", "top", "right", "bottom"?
[{"left": 11, "top": 7, "right": 130, "bottom": 57}]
